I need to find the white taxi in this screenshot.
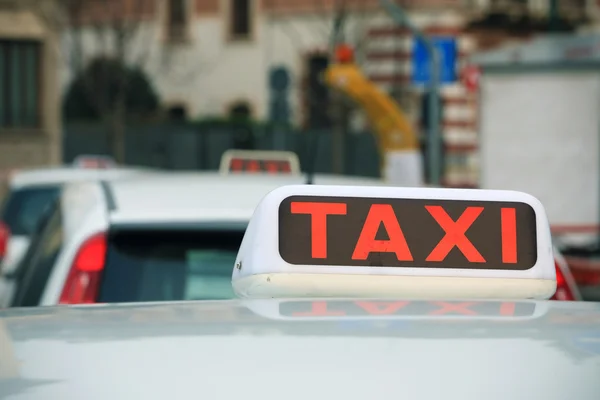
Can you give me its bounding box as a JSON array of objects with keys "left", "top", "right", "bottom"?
[
  {"left": 0, "top": 156, "right": 153, "bottom": 272},
  {"left": 4, "top": 149, "right": 581, "bottom": 307},
  {"left": 7, "top": 170, "right": 391, "bottom": 307},
  {"left": 0, "top": 162, "right": 156, "bottom": 307},
  {"left": 0, "top": 184, "right": 598, "bottom": 400}
]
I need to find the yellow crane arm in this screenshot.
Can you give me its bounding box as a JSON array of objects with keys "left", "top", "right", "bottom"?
[{"left": 324, "top": 63, "right": 419, "bottom": 152}]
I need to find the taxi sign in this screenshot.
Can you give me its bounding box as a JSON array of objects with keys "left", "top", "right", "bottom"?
[
  {"left": 73, "top": 155, "right": 116, "bottom": 169},
  {"left": 219, "top": 150, "right": 300, "bottom": 175},
  {"left": 232, "top": 185, "right": 556, "bottom": 300}
]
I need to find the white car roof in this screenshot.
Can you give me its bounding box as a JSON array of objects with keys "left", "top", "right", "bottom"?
[
  {"left": 105, "top": 172, "right": 390, "bottom": 224},
  {"left": 1, "top": 299, "right": 599, "bottom": 400},
  {"left": 8, "top": 166, "right": 156, "bottom": 189}
]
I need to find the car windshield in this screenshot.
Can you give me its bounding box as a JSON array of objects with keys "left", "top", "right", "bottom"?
[
  {"left": 99, "top": 228, "right": 245, "bottom": 302},
  {"left": 0, "top": 185, "right": 61, "bottom": 236}
]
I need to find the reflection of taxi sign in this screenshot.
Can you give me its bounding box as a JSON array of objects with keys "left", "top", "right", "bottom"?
[
  {"left": 244, "top": 299, "right": 546, "bottom": 321},
  {"left": 73, "top": 155, "right": 116, "bottom": 169},
  {"left": 232, "top": 185, "right": 556, "bottom": 300},
  {"left": 219, "top": 150, "right": 300, "bottom": 175}
]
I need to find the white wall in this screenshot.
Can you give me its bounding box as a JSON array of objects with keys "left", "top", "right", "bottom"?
[
  {"left": 59, "top": 16, "right": 267, "bottom": 120},
  {"left": 56, "top": 6, "right": 471, "bottom": 132},
  {"left": 58, "top": 10, "right": 379, "bottom": 124},
  {"left": 479, "top": 72, "right": 600, "bottom": 227}
]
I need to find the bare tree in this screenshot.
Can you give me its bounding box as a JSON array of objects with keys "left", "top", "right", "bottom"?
[{"left": 35, "top": 0, "right": 215, "bottom": 163}]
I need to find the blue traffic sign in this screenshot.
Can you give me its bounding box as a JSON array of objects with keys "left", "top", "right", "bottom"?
[{"left": 412, "top": 36, "right": 458, "bottom": 85}]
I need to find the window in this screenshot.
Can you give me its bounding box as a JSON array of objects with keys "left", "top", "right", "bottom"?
[
  {"left": 230, "top": 0, "right": 251, "bottom": 39},
  {"left": 99, "top": 228, "right": 246, "bottom": 302},
  {"left": 0, "top": 40, "right": 42, "bottom": 129},
  {"left": 166, "top": 0, "right": 188, "bottom": 42},
  {"left": 0, "top": 185, "right": 61, "bottom": 236},
  {"left": 167, "top": 104, "right": 188, "bottom": 121},
  {"left": 228, "top": 101, "right": 251, "bottom": 119},
  {"left": 228, "top": 101, "right": 253, "bottom": 148},
  {"left": 560, "top": 0, "right": 587, "bottom": 20},
  {"left": 10, "top": 200, "right": 63, "bottom": 307}
]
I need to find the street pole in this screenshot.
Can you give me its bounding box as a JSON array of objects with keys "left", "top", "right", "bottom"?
[
  {"left": 379, "top": 0, "right": 442, "bottom": 186},
  {"left": 330, "top": 4, "right": 347, "bottom": 175},
  {"left": 428, "top": 49, "right": 442, "bottom": 185},
  {"left": 549, "top": 0, "right": 559, "bottom": 32}
]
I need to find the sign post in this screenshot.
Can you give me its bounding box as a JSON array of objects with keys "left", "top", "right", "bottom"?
[
  {"left": 379, "top": 0, "right": 443, "bottom": 186},
  {"left": 329, "top": 5, "right": 348, "bottom": 176}
]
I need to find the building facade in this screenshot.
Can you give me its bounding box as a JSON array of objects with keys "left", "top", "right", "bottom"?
[
  {"left": 61, "top": 0, "right": 596, "bottom": 186},
  {"left": 0, "top": 0, "right": 62, "bottom": 193}
]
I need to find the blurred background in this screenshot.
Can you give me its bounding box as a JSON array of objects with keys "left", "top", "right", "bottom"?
[{"left": 1, "top": 0, "right": 600, "bottom": 298}]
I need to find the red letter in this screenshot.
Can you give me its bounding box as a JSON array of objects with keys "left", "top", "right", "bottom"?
[
  {"left": 280, "top": 162, "right": 291, "bottom": 173},
  {"left": 231, "top": 159, "right": 243, "bottom": 171},
  {"left": 425, "top": 206, "right": 485, "bottom": 263},
  {"left": 355, "top": 301, "right": 410, "bottom": 315},
  {"left": 247, "top": 160, "right": 260, "bottom": 172},
  {"left": 499, "top": 302, "right": 516, "bottom": 316},
  {"left": 429, "top": 302, "right": 477, "bottom": 316},
  {"left": 292, "top": 301, "right": 346, "bottom": 317},
  {"left": 501, "top": 208, "right": 517, "bottom": 263},
  {"left": 291, "top": 202, "right": 347, "bottom": 258},
  {"left": 265, "top": 161, "right": 279, "bottom": 174},
  {"left": 352, "top": 204, "right": 413, "bottom": 261}
]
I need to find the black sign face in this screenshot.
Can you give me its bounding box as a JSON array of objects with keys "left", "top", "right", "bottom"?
[
  {"left": 278, "top": 300, "right": 537, "bottom": 318},
  {"left": 228, "top": 158, "right": 292, "bottom": 174},
  {"left": 278, "top": 195, "right": 538, "bottom": 270}
]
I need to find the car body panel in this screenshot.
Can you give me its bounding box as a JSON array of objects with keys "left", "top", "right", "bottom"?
[
  {"left": 1, "top": 299, "right": 600, "bottom": 400},
  {"left": 34, "top": 173, "right": 391, "bottom": 306},
  {"left": 0, "top": 167, "right": 158, "bottom": 270},
  {"left": 37, "top": 182, "right": 111, "bottom": 306},
  {"left": 3, "top": 172, "right": 584, "bottom": 307},
  {"left": 7, "top": 167, "right": 158, "bottom": 190},
  {"left": 0, "top": 169, "right": 159, "bottom": 307},
  {"left": 107, "top": 172, "right": 391, "bottom": 224}
]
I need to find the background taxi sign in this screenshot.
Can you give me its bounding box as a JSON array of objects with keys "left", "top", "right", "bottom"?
[
  {"left": 219, "top": 150, "right": 300, "bottom": 175},
  {"left": 232, "top": 185, "right": 556, "bottom": 300},
  {"left": 73, "top": 155, "right": 117, "bottom": 169}
]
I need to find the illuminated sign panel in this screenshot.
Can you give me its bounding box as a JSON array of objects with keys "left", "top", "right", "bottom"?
[
  {"left": 278, "top": 195, "right": 537, "bottom": 270},
  {"left": 220, "top": 150, "right": 300, "bottom": 174}
]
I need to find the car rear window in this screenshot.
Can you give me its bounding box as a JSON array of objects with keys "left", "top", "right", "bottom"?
[
  {"left": 559, "top": 246, "right": 600, "bottom": 302},
  {"left": 98, "top": 228, "right": 245, "bottom": 302},
  {"left": 1, "top": 186, "right": 61, "bottom": 236}
]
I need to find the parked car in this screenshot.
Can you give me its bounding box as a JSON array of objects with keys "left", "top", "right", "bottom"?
[
  {"left": 0, "top": 164, "right": 157, "bottom": 307},
  {"left": 8, "top": 172, "right": 391, "bottom": 307}
]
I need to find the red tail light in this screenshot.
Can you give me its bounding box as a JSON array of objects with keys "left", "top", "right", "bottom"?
[
  {"left": 0, "top": 222, "right": 10, "bottom": 260},
  {"left": 552, "top": 261, "right": 576, "bottom": 301},
  {"left": 59, "top": 232, "right": 107, "bottom": 304}
]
